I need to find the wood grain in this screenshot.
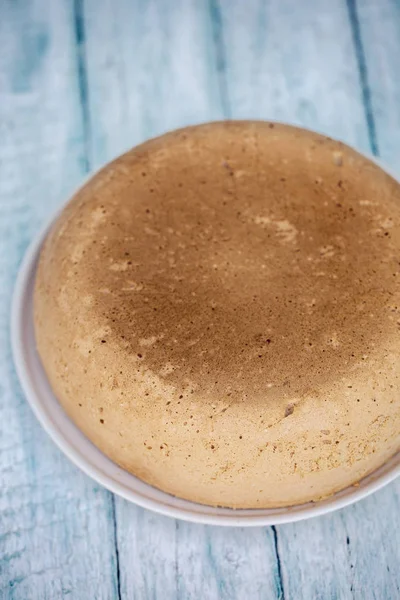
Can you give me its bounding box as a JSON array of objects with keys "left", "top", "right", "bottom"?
[
  {"left": 82, "top": 1, "right": 287, "bottom": 597},
  {"left": 113, "top": 502, "right": 283, "bottom": 600},
  {"left": 1, "top": 0, "right": 400, "bottom": 598},
  {"left": 277, "top": 483, "right": 400, "bottom": 599},
  {"left": 83, "top": 0, "right": 225, "bottom": 169},
  {"left": 0, "top": 1, "right": 117, "bottom": 598},
  {"left": 356, "top": 0, "right": 400, "bottom": 168},
  {"left": 216, "top": 1, "right": 400, "bottom": 596},
  {"left": 217, "top": 0, "right": 371, "bottom": 150},
  {"left": 81, "top": 1, "right": 400, "bottom": 599}
]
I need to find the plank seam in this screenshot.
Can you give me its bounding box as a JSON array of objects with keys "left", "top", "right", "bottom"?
[
  {"left": 272, "top": 526, "right": 285, "bottom": 600},
  {"left": 73, "top": 0, "right": 92, "bottom": 171},
  {"left": 208, "top": 0, "right": 231, "bottom": 119},
  {"left": 346, "top": 0, "right": 379, "bottom": 156},
  {"left": 111, "top": 495, "right": 122, "bottom": 600},
  {"left": 73, "top": 4, "right": 121, "bottom": 595}
]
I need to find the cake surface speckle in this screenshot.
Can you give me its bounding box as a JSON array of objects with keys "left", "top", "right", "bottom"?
[{"left": 34, "top": 122, "right": 400, "bottom": 508}]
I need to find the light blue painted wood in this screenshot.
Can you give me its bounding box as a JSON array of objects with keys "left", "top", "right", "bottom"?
[
  {"left": 175, "top": 521, "right": 282, "bottom": 599},
  {"left": 1, "top": 0, "right": 400, "bottom": 598},
  {"left": 83, "top": 0, "right": 225, "bottom": 169},
  {"left": 217, "top": 1, "right": 400, "bottom": 598},
  {"left": 356, "top": 0, "right": 400, "bottom": 169},
  {"left": 0, "top": 1, "right": 117, "bottom": 598},
  {"left": 113, "top": 503, "right": 282, "bottom": 600},
  {"left": 114, "top": 508, "right": 178, "bottom": 600},
  {"left": 217, "top": 0, "right": 372, "bottom": 151},
  {"left": 82, "top": 1, "right": 284, "bottom": 597},
  {"left": 81, "top": 1, "right": 400, "bottom": 599},
  {"left": 277, "top": 482, "right": 400, "bottom": 599}
]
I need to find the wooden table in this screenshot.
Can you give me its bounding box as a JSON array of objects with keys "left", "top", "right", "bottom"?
[{"left": 1, "top": 1, "right": 399, "bottom": 598}]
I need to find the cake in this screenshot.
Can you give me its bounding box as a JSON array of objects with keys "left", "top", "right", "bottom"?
[{"left": 34, "top": 121, "right": 400, "bottom": 508}]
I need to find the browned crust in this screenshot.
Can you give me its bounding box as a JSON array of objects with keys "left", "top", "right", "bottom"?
[{"left": 34, "top": 121, "right": 400, "bottom": 508}]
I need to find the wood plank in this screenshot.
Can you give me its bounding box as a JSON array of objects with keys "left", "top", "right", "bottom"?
[
  {"left": 218, "top": 0, "right": 371, "bottom": 151},
  {"left": 114, "top": 506, "right": 178, "bottom": 599},
  {"left": 219, "top": 1, "right": 400, "bottom": 598},
  {"left": 75, "top": 1, "right": 399, "bottom": 598},
  {"left": 175, "top": 521, "right": 282, "bottom": 599},
  {"left": 355, "top": 0, "right": 400, "bottom": 168},
  {"left": 114, "top": 502, "right": 282, "bottom": 600},
  {"left": 0, "top": 1, "right": 117, "bottom": 598},
  {"left": 83, "top": 0, "right": 225, "bottom": 169},
  {"left": 276, "top": 482, "right": 400, "bottom": 599},
  {"left": 82, "top": 1, "right": 283, "bottom": 597}
]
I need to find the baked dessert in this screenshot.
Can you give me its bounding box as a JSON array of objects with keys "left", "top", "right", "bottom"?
[{"left": 34, "top": 121, "right": 400, "bottom": 508}]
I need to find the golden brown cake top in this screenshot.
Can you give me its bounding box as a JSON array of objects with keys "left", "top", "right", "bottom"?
[
  {"left": 35, "top": 121, "right": 400, "bottom": 508},
  {"left": 46, "top": 121, "right": 400, "bottom": 409}
]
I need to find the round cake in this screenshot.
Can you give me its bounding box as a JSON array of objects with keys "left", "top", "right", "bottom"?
[{"left": 34, "top": 121, "right": 400, "bottom": 508}]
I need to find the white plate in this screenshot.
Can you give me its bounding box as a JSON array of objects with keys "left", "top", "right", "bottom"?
[{"left": 11, "top": 160, "right": 400, "bottom": 527}]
